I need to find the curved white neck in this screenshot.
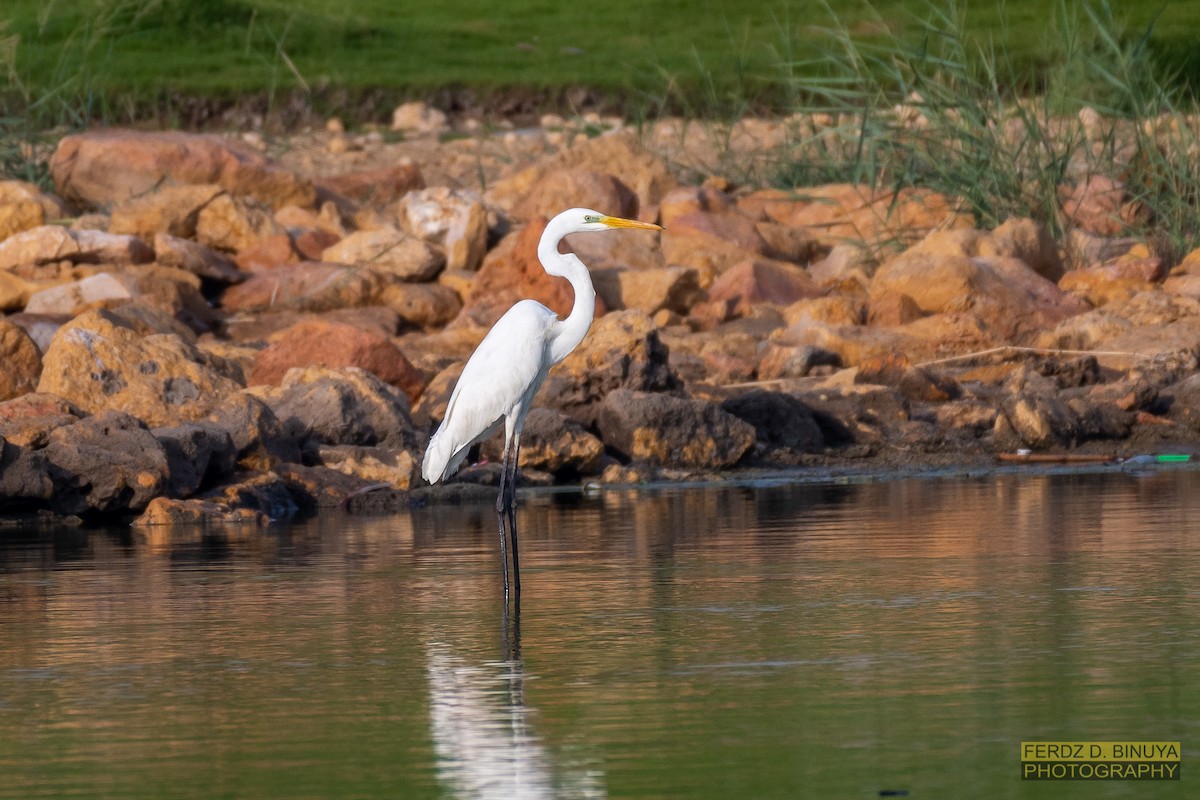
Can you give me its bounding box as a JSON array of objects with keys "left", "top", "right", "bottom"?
[{"left": 538, "top": 220, "right": 596, "bottom": 366}]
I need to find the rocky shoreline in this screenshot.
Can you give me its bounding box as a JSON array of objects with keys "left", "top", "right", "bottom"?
[{"left": 2, "top": 105, "right": 1199, "bottom": 527}]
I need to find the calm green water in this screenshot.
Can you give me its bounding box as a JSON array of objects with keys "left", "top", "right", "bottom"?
[{"left": 1, "top": 469, "right": 1197, "bottom": 799}]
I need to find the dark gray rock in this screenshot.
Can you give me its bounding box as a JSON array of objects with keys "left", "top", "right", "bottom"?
[
  {"left": 41, "top": 410, "right": 169, "bottom": 514},
  {"left": 721, "top": 390, "right": 824, "bottom": 455},
  {"left": 152, "top": 422, "right": 237, "bottom": 497},
  {"left": 596, "top": 388, "right": 754, "bottom": 468}
]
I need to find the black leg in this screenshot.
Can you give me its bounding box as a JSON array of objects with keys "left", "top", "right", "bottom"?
[
  {"left": 496, "top": 436, "right": 511, "bottom": 598},
  {"left": 508, "top": 435, "right": 521, "bottom": 598}
]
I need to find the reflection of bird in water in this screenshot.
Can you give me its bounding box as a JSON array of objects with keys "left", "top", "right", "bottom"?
[
  {"left": 423, "top": 208, "right": 663, "bottom": 598},
  {"left": 426, "top": 611, "right": 606, "bottom": 799}
]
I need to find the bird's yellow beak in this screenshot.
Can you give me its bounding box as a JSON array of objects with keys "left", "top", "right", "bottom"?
[{"left": 601, "top": 215, "right": 664, "bottom": 231}]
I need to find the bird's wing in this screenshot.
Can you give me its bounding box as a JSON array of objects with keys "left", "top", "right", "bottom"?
[{"left": 423, "top": 301, "right": 557, "bottom": 482}]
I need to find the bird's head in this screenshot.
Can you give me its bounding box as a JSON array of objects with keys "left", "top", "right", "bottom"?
[{"left": 568, "top": 207, "right": 663, "bottom": 234}]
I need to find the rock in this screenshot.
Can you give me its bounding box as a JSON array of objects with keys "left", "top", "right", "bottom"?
[
  {"left": 37, "top": 308, "right": 244, "bottom": 427},
  {"left": 40, "top": 411, "right": 169, "bottom": 514},
  {"left": 203, "top": 472, "right": 299, "bottom": 520},
  {"left": 153, "top": 233, "right": 245, "bottom": 283},
  {"left": 481, "top": 407, "right": 604, "bottom": 476},
  {"left": 1163, "top": 374, "right": 1200, "bottom": 431},
  {"left": 720, "top": 390, "right": 824, "bottom": 455},
  {"left": 0, "top": 393, "right": 82, "bottom": 448},
  {"left": 0, "top": 271, "right": 32, "bottom": 311},
  {"left": 659, "top": 185, "right": 735, "bottom": 225},
  {"left": 1060, "top": 175, "right": 1125, "bottom": 235},
  {"left": 391, "top": 102, "right": 449, "bottom": 135},
  {"left": 234, "top": 234, "right": 301, "bottom": 272},
  {"left": 133, "top": 497, "right": 268, "bottom": 527},
  {"left": 0, "top": 437, "right": 54, "bottom": 505},
  {"left": 487, "top": 131, "right": 677, "bottom": 215},
  {"left": 854, "top": 352, "right": 959, "bottom": 402},
  {"left": 220, "top": 262, "right": 387, "bottom": 313},
  {"left": 1164, "top": 273, "right": 1200, "bottom": 300},
  {"left": 978, "top": 217, "right": 1063, "bottom": 281},
  {"left": 1058, "top": 269, "right": 1154, "bottom": 307},
  {"left": 205, "top": 393, "right": 302, "bottom": 469},
  {"left": 314, "top": 163, "right": 425, "bottom": 205},
  {"left": 377, "top": 282, "right": 463, "bottom": 329},
  {"left": 591, "top": 265, "right": 702, "bottom": 316},
  {"left": 739, "top": 184, "right": 972, "bottom": 248},
  {"left": 807, "top": 243, "right": 877, "bottom": 286},
  {"left": 222, "top": 306, "right": 399, "bottom": 342},
  {"left": 321, "top": 225, "right": 443, "bottom": 281},
  {"left": 24, "top": 272, "right": 133, "bottom": 314},
  {"left": 0, "top": 320, "right": 42, "bottom": 400},
  {"left": 701, "top": 258, "right": 823, "bottom": 319},
  {"left": 397, "top": 187, "right": 489, "bottom": 271},
  {"left": 538, "top": 309, "right": 679, "bottom": 423},
  {"left": 756, "top": 342, "right": 842, "bottom": 379},
  {"left": 317, "top": 444, "right": 419, "bottom": 489},
  {"left": 660, "top": 225, "right": 757, "bottom": 279},
  {"left": 108, "top": 184, "right": 224, "bottom": 239},
  {"left": 869, "top": 252, "right": 1088, "bottom": 342},
  {"left": 0, "top": 225, "right": 153, "bottom": 279},
  {"left": 50, "top": 129, "right": 315, "bottom": 210},
  {"left": 998, "top": 393, "right": 1078, "bottom": 448},
  {"left": 249, "top": 319, "right": 425, "bottom": 403},
  {"left": 152, "top": 422, "right": 237, "bottom": 497},
  {"left": 0, "top": 180, "right": 68, "bottom": 242},
  {"left": 196, "top": 194, "right": 288, "bottom": 253},
  {"left": 596, "top": 388, "right": 755, "bottom": 468},
  {"left": 251, "top": 366, "right": 419, "bottom": 455},
  {"left": 456, "top": 217, "right": 606, "bottom": 329},
  {"left": 291, "top": 227, "right": 342, "bottom": 261},
  {"left": 866, "top": 292, "right": 922, "bottom": 326},
  {"left": 511, "top": 168, "right": 638, "bottom": 222}
]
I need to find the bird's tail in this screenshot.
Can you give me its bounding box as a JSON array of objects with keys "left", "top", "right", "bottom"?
[{"left": 421, "top": 429, "right": 462, "bottom": 485}]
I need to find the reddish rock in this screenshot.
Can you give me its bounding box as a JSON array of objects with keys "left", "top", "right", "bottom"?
[
  {"left": 0, "top": 392, "right": 83, "bottom": 448},
  {"left": 292, "top": 228, "right": 342, "bottom": 261},
  {"left": 249, "top": 320, "right": 425, "bottom": 403},
  {"left": 235, "top": 234, "right": 301, "bottom": 272},
  {"left": 220, "top": 262, "right": 387, "bottom": 313},
  {"left": 50, "top": 129, "right": 315, "bottom": 209},
  {"left": 667, "top": 210, "right": 770, "bottom": 255},
  {"left": 1060, "top": 175, "right": 1126, "bottom": 236},
  {"left": 867, "top": 292, "right": 923, "bottom": 326},
  {"left": 377, "top": 282, "right": 463, "bottom": 329},
  {"left": 314, "top": 163, "right": 425, "bottom": 205},
  {"left": 455, "top": 217, "right": 607, "bottom": 329},
  {"left": 512, "top": 168, "right": 638, "bottom": 222},
  {"left": 704, "top": 258, "right": 823, "bottom": 318},
  {"left": 659, "top": 185, "right": 735, "bottom": 227}
]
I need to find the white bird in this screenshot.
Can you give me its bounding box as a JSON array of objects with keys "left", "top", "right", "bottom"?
[{"left": 422, "top": 207, "right": 663, "bottom": 598}]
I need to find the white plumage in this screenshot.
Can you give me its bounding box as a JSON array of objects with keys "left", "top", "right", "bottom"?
[{"left": 421, "top": 207, "right": 663, "bottom": 597}]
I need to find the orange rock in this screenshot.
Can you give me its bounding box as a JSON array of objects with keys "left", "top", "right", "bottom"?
[
  {"left": 50, "top": 129, "right": 315, "bottom": 209},
  {"left": 313, "top": 163, "right": 424, "bottom": 205},
  {"left": 249, "top": 319, "right": 425, "bottom": 403}
]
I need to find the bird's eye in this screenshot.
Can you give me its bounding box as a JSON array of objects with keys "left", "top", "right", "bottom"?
[{"left": 584, "top": 214, "right": 599, "bottom": 223}]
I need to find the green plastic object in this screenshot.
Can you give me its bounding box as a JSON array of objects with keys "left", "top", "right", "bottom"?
[{"left": 1156, "top": 454, "right": 1192, "bottom": 462}]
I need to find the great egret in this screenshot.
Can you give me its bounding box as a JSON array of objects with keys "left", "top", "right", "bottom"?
[{"left": 422, "top": 207, "right": 663, "bottom": 598}]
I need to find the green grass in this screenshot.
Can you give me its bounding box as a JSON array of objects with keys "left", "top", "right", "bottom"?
[{"left": 3, "top": 0, "right": 1200, "bottom": 121}]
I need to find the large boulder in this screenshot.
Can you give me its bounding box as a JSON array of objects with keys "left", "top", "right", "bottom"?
[
  {"left": 315, "top": 163, "right": 424, "bottom": 205},
  {"left": 50, "top": 129, "right": 315, "bottom": 210},
  {"left": 596, "top": 388, "right": 755, "bottom": 468},
  {"left": 248, "top": 319, "right": 425, "bottom": 403},
  {"left": 321, "top": 226, "right": 444, "bottom": 281},
  {"left": 481, "top": 407, "right": 605, "bottom": 476},
  {"left": 152, "top": 422, "right": 237, "bottom": 498},
  {"left": 537, "top": 309, "right": 679, "bottom": 424},
  {"left": 511, "top": 168, "right": 638, "bottom": 222},
  {"left": 720, "top": 390, "right": 824, "bottom": 456},
  {"left": 250, "top": 366, "right": 419, "bottom": 455},
  {"left": 220, "top": 262, "right": 386, "bottom": 313},
  {"left": 37, "top": 308, "right": 244, "bottom": 427},
  {"left": 40, "top": 411, "right": 170, "bottom": 514},
  {"left": 396, "top": 187, "right": 488, "bottom": 272},
  {"left": 869, "top": 252, "right": 1088, "bottom": 342}
]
